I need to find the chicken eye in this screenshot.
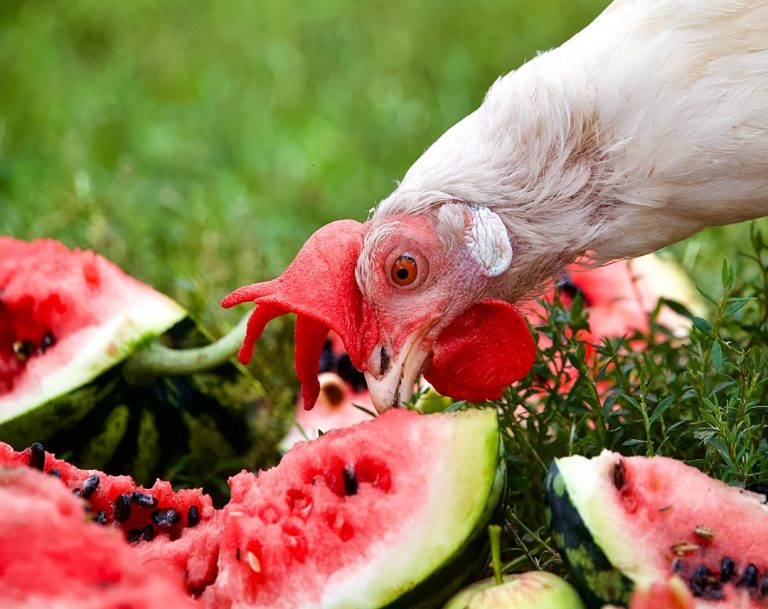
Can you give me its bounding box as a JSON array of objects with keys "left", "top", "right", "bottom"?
[{"left": 390, "top": 255, "right": 418, "bottom": 287}]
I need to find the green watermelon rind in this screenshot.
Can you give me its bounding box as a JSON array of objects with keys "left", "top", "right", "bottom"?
[
  {"left": 545, "top": 455, "right": 634, "bottom": 609},
  {"left": 384, "top": 424, "right": 507, "bottom": 609},
  {"left": 306, "top": 407, "right": 503, "bottom": 609},
  {"left": 0, "top": 294, "right": 186, "bottom": 428}
]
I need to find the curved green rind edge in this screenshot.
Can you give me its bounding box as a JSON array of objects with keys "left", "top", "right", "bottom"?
[
  {"left": 545, "top": 459, "right": 633, "bottom": 609},
  {"left": 382, "top": 409, "right": 507, "bottom": 609}
]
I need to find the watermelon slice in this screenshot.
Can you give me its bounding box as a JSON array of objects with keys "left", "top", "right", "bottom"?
[
  {"left": 205, "top": 407, "right": 504, "bottom": 608},
  {"left": 0, "top": 237, "right": 186, "bottom": 427},
  {"left": 1, "top": 407, "right": 503, "bottom": 608},
  {"left": 0, "top": 440, "right": 220, "bottom": 593},
  {"left": 546, "top": 450, "right": 768, "bottom": 608},
  {"left": 0, "top": 466, "right": 199, "bottom": 609}
]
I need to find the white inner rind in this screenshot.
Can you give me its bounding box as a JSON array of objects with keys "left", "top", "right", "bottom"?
[
  {"left": 0, "top": 290, "right": 186, "bottom": 425},
  {"left": 314, "top": 408, "right": 501, "bottom": 609},
  {"left": 554, "top": 450, "right": 660, "bottom": 588}
]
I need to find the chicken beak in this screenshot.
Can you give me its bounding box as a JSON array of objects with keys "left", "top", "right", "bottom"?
[{"left": 364, "top": 331, "right": 430, "bottom": 413}]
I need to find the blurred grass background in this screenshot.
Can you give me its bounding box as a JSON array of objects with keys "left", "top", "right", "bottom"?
[{"left": 2, "top": 0, "right": 765, "bottom": 331}]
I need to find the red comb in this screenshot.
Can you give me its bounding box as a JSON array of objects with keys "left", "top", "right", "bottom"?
[
  {"left": 424, "top": 300, "right": 535, "bottom": 402},
  {"left": 222, "top": 220, "right": 377, "bottom": 409}
]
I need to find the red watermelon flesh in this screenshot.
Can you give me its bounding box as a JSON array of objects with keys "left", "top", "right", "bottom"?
[
  {"left": 0, "top": 441, "right": 220, "bottom": 593},
  {"left": 630, "top": 577, "right": 752, "bottom": 609},
  {"left": 0, "top": 466, "right": 200, "bottom": 609},
  {"left": 203, "top": 407, "right": 502, "bottom": 609},
  {"left": 1, "top": 408, "right": 501, "bottom": 608},
  {"left": 0, "top": 237, "right": 185, "bottom": 422},
  {"left": 551, "top": 451, "right": 768, "bottom": 608}
]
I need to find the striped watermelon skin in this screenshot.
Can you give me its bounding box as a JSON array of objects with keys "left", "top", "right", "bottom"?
[
  {"left": 0, "top": 238, "right": 270, "bottom": 498},
  {"left": 546, "top": 451, "right": 768, "bottom": 609}
]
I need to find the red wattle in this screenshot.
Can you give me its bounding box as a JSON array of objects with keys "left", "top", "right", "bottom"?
[{"left": 424, "top": 300, "right": 535, "bottom": 402}]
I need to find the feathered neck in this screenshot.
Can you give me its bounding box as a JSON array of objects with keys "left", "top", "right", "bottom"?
[{"left": 374, "top": 0, "right": 768, "bottom": 301}]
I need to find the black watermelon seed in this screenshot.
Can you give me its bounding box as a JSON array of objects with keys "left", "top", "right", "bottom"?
[
  {"left": 690, "top": 565, "right": 722, "bottom": 599},
  {"left": 13, "top": 340, "right": 35, "bottom": 362},
  {"left": 127, "top": 528, "right": 142, "bottom": 543},
  {"left": 187, "top": 505, "right": 200, "bottom": 528},
  {"left": 132, "top": 492, "right": 158, "bottom": 508},
  {"left": 38, "top": 332, "right": 55, "bottom": 353},
  {"left": 557, "top": 275, "right": 591, "bottom": 305},
  {"left": 342, "top": 464, "right": 358, "bottom": 496},
  {"left": 236, "top": 548, "right": 241, "bottom": 561},
  {"left": 47, "top": 469, "right": 61, "bottom": 479},
  {"left": 28, "top": 443, "right": 45, "bottom": 470},
  {"left": 81, "top": 474, "right": 100, "bottom": 499},
  {"left": 142, "top": 524, "right": 155, "bottom": 541},
  {"left": 672, "top": 559, "right": 684, "bottom": 573},
  {"left": 740, "top": 563, "right": 759, "bottom": 589},
  {"left": 95, "top": 511, "right": 107, "bottom": 525},
  {"left": 612, "top": 459, "right": 625, "bottom": 490},
  {"left": 336, "top": 353, "right": 367, "bottom": 392},
  {"left": 114, "top": 494, "right": 132, "bottom": 522},
  {"left": 720, "top": 556, "right": 736, "bottom": 582},
  {"left": 152, "top": 508, "right": 181, "bottom": 528}
]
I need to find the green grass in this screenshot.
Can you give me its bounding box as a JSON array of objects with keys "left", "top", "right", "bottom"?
[{"left": 1, "top": 0, "right": 603, "bottom": 322}]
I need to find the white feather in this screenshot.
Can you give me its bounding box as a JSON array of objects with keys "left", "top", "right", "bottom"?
[{"left": 374, "top": 0, "right": 768, "bottom": 300}]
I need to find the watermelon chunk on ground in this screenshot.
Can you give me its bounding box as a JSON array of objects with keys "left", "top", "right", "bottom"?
[
  {"left": 0, "top": 466, "right": 200, "bottom": 609},
  {"left": 203, "top": 407, "right": 503, "bottom": 609},
  {"left": 1, "top": 408, "right": 503, "bottom": 608},
  {"left": 0, "top": 440, "right": 220, "bottom": 593},
  {"left": 0, "top": 237, "right": 186, "bottom": 424},
  {"left": 547, "top": 450, "right": 768, "bottom": 608}
]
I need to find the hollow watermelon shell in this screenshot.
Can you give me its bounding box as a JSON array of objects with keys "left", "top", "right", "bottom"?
[
  {"left": 0, "top": 466, "right": 199, "bottom": 609},
  {"left": 0, "top": 237, "right": 186, "bottom": 427},
  {"left": 546, "top": 450, "right": 768, "bottom": 609}
]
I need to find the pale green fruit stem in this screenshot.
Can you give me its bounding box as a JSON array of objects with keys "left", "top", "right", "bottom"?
[
  {"left": 489, "top": 524, "right": 503, "bottom": 586},
  {"left": 122, "top": 313, "right": 249, "bottom": 384}
]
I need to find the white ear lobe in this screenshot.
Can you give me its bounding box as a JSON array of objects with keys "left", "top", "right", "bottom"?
[{"left": 464, "top": 206, "right": 513, "bottom": 277}]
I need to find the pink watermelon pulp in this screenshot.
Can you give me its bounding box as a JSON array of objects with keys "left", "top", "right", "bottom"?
[
  {"left": 0, "top": 237, "right": 186, "bottom": 424},
  {"left": 1, "top": 407, "right": 503, "bottom": 608},
  {"left": 547, "top": 451, "right": 768, "bottom": 608},
  {"left": 0, "top": 467, "right": 199, "bottom": 609},
  {"left": 0, "top": 440, "right": 220, "bottom": 593}
]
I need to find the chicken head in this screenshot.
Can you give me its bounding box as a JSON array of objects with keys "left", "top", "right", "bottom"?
[{"left": 222, "top": 203, "right": 535, "bottom": 413}]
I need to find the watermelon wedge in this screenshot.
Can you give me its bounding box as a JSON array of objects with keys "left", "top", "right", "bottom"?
[
  {"left": 1, "top": 407, "right": 504, "bottom": 608},
  {"left": 0, "top": 466, "right": 199, "bottom": 609},
  {"left": 0, "top": 440, "right": 220, "bottom": 593},
  {"left": 0, "top": 237, "right": 186, "bottom": 427},
  {"left": 546, "top": 450, "right": 768, "bottom": 608}
]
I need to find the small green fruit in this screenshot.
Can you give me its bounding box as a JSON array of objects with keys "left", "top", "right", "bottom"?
[{"left": 443, "top": 571, "right": 586, "bottom": 609}]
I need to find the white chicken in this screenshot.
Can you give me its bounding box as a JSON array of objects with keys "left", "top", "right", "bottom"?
[{"left": 225, "top": 0, "right": 768, "bottom": 412}]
